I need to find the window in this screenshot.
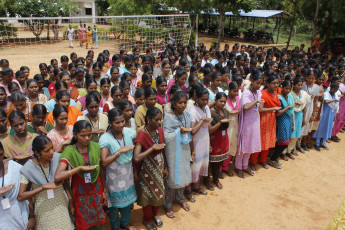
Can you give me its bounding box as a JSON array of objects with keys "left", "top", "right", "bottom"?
[{"left": 85, "top": 8, "right": 92, "bottom": 15}]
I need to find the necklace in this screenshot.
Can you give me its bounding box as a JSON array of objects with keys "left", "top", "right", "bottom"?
[
  {"left": 28, "top": 95, "right": 39, "bottom": 103},
  {"left": 145, "top": 126, "right": 159, "bottom": 144},
  {"left": 14, "top": 132, "right": 32, "bottom": 145}
]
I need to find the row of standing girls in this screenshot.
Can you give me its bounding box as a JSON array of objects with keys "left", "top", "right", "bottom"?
[{"left": 0, "top": 41, "right": 345, "bottom": 230}]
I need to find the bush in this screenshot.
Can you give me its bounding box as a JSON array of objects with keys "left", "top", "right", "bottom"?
[{"left": 189, "top": 30, "right": 196, "bottom": 45}]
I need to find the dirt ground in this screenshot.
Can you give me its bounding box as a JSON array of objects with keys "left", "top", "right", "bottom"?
[
  {"left": 1, "top": 34, "right": 344, "bottom": 230},
  {"left": 105, "top": 132, "right": 345, "bottom": 230}
]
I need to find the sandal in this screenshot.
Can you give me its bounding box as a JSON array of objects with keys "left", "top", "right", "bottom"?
[
  {"left": 267, "top": 160, "right": 282, "bottom": 169},
  {"left": 178, "top": 201, "right": 190, "bottom": 211},
  {"left": 320, "top": 145, "right": 329, "bottom": 150},
  {"left": 191, "top": 187, "right": 207, "bottom": 195},
  {"left": 213, "top": 180, "right": 223, "bottom": 189},
  {"left": 235, "top": 168, "right": 245, "bottom": 178},
  {"left": 152, "top": 217, "right": 163, "bottom": 228},
  {"left": 164, "top": 208, "right": 175, "bottom": 219},
  {"left": 306, "top": 143, "right": 313, "bottom": 149},
  {"left": 204, "top": 180, "right": 214, "bottom": 191},
  {"left": 291, "top": 149, "right": 298, "bottom": 156},
  {"left": 243, "top": 168, "right": 254, "bottom": 176},
  {"left": 142, "top": 221, "right": 157, "bottom": 230},
  {"left": 280, "top": 154, "right": 288, "bottom": 161},
  {"left": 250, "top": 163, "right": 257, "bottom": 171},
  {"left": 286, "top": 153, "right": 295, "bottom": 160},
  {"left": 259, "top": 162, "right": 269, "bottom": 169},
  {"left": 218, "top": 172, "right": 224, "bottom": 179},
  {"left": 223, "top": 170, "right": 234, "bottom": 177},
  {"left": 185, "top": 192, "right": 196, "bottom": 202}
]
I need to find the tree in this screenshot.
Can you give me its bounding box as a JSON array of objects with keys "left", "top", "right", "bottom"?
[
  {"left": 285, "top": 0, "right": 298, "bottom": 49},
  {"left": 96, "top": 0, "right": 110, "bottom": 16},
  {"left": 11, "top": 0, "right": 77, "bottom": 38},
  {"left": 108, "top": 0, "right": 153, "bottom": 15},
  {"left": 210, "top": 0, "right": 257, "bottom": 42}
]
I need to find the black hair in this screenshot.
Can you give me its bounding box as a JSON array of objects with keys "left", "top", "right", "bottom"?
[
  {"left": 26, "top": 79, "right": 38, "bottom": 88},
  {"left": 144, "top": 87, "right": 157, "bottom": 98},
  {"left": 282, "top": 80, "right": 291, "bottom": 88},
  {"left": 196, "top": 87, "right": 209, "bottom": 98},
  {"left": 189, "top": 82, "right": 203, "bottom": 99},
  {"left": 55, "top": 81, "right": 68, "bottom": 91},
  {"left": 171, "top": 91, "right": 188, "bottom": 111},
  {"left": 215, "top": 92, "right": 227, "bottom": 100},
  {"left": 33, "top": 74, "right": 44, "bottom": 82},
  {"left": 32, "top": 135, "right": 52, "bottom": 155},
  {"left": 59, "top": 72, "right": 70, "bottom": 80},
  {"left": 86, "top": 94, "right": 100, "bottom": 107},
  {"left": 1, "top": 67, "right": 12, "bottom": 76},
  {"left": 211, "top": 71, "right": 222, "bottom": 81},
  {"left": 330, "top": 82, "right": 339, "bottom": 89},
  {"left": 50, "top": 59, "right": 58, "bottom": 65},
  {"left": 39, "top": 63, "right": 48, "bottom": 70},
  {"left": 252, "top": 74, "right": 263, "bottom": 82},
  {"left": 32, "top": 104, "right": 48, "bottom": 116},
  {"left": 156, "top": 76, "right": 167, "bottom": 87},
  {"left": 267, "top": 75, "right": 277, "bottom": 84},
  {"left": 111, "top": 85, "right": 123, "bottom": 96},
  {"left": 108, "top": 108, "right": 123, "bottom": 123},
  {"left": 92, "top": 61, "right": 102, "bottom": 70},
  {"left": 10, "top": 91, "right": 26, "bottom": 103},
  {"left": 118, "top": 100, "right": 133, "bottom": 112},
  {"left": 100, "top": 78, "right": 111, "bottom": 86},
  {"left": 145, "top": 107, "right": 162, "bottom": 125},
  {"left": 228, "top": 81, "right": 238, "bottom": 90},
  {"left": 60, "top": 55, "right": 69, "bottom": 63},
  {"left": 8, "top": 82, "right": 20, "bottom": 92},
  {"left": 8, "top": 110, "right": 26, "bottom": 125},
  {"left": 142, "top": 73, "right": 152, "bottom": 83},
  {"left": 53, "top": 105, "right": 68, "bottom": 119},
  {"left": 68, "top": 62, "right": 77, "bottom": 70},
  {"left": 15, "top": 70, "right": 24, "bottom": 78},
  {"left": 86, "top": 78, "right": 97, "bottom": 89},
  {"left": 70, "top": 52, "right": 77, "bottom": 60},
  {"left": 134, "top": 88, "right": 145, "bottom": 98},
  {"left": 119, "top": 80, "right": 130, "bottom": 89},
  {"left": 56, "top": 90, "right": 70, "bottom": 101},
  {"left": 170, "top": 84, "right": 182, "bottom": 97},
  {"left": 293, "top": 77, "right": 303, "bottom": 85},
  {"left": 70, "top": 120, "right": 92, "bottom": 145},
  {"left": 20, "top": 66, "right": 29, "bottom": 72}
]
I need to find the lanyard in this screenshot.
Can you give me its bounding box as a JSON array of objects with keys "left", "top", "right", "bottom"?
[
  {"left": 75, "top": 144, "right": 90, "bottom": 166},
  {"left": 145, "top": 126, "right": 159, "bottom": 144},
  {"left": 173, "top": 111, "right": 186, "bottom": 127},
  {"left": 86, "top": 115, "right": 99, "bottom": 129},
  {"left": 110, "top": 129, "right": 126, "bottom": 147},
  {"left": 35, "top": 157, "right": 51, "bottom": 183},
  {"left": 213, "top": 106, "right": 225, "bottom": 118}
]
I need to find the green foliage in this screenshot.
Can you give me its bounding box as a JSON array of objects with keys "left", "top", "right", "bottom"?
[
  {"left": 0, "top": 21, "right": 17, "bottom": 39},
  {"left": 96, "top": 0, "right": 110, "bottom": 16},
  {"left": 108, "top": 0, "right": 153, "bottom": 15}
]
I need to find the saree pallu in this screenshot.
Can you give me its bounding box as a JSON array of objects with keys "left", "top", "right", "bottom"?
[
  {"left": 46, "top": 106, "right": 83, "bottom": 126},
  {"left": 276, "top": 94, "right": 294, "bottom": 145},
  {"left": 210, "top": 109, "right": 230, "bottom": 162},
  {"left": 2, "top": 133, "right": 36, "bottom": 160},
  {"left": 332, "top": 83, "right": 345, "bottom": 136},
  {"left": 134, "top": 128, "right": 165, "bottom": 207}
]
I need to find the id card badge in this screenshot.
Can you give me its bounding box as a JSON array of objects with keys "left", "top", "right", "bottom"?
[
  {"left": 222, "top": 130, "right": 226, "bottom": 136},
  {"left": 1, "top": 198, "right": 10, "bottom": 210},
  {"left": 155, "top": 154, "right": 162, "bottom": 163},
  {"left": 183, "top": 132, "right": 189, "bottom": 140},
  {"left": 47, "top": 189, "right": 54, "bottom": 199},
  {"left": 84, "top": 173, "right": 91, "bottom": 183}
]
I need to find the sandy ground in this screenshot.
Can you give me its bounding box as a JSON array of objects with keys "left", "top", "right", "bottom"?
[
  {"left": 1, "top": 33, "right": 343, "bottom": 230},
  {"left": 101, "top": 132, "right": 345, "bottom": 230}
]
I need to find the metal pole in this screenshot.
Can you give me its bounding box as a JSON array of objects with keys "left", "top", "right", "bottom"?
[
  {"left": 276, "top": 18, "right": 282, "bottom": 44},
  {"left": 195, "top": 14, "right": 199, "bottom": 47}
]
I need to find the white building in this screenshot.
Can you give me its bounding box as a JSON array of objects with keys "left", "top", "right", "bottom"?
[{"left": 71, "top": 0, "right": 97, "bottom": 23}]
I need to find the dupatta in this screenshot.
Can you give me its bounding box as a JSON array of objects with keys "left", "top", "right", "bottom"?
[
  {"left": 278, "top": 93, "right": 295, "bottom": 116},
  {"left": 261, "top": 90, "right": 281, "bottom": 108},
  {"left": 20, "top": 153, "right": 60, "bottom": 186},
  {"left": 60, "top": 141, "right": 101, "bottom": 184}
]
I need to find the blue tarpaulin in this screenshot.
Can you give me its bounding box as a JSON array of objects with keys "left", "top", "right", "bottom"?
[{"left": 189, "top": 9, "right": 290, "bottom": 18}]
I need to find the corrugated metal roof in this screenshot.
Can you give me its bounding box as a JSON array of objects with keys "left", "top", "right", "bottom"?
[{"left": 191, "top": 9, "right": 291, "bottom": 18}]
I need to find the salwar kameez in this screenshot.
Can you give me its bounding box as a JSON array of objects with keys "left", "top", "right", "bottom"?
[
  {"left": 313, "top": 91, "right": 339, "bottom": 146},
  {"left": 236, "top": 89, "right": 262, "bottom": 170},
  {"left": 162, "top": 112, "right": 192, "bottom": 208},
  {"left": 301, "top": 83, "right": 319, "bottom": 136}
]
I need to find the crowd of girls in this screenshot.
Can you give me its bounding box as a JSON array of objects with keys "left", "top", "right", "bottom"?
[{"left": 0, "top": 40, "right": 344, "bottom": 230}]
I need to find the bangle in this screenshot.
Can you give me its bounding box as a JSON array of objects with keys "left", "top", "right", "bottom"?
[{"left": 68, "top": 170, "right": 72, "bottom": 177}]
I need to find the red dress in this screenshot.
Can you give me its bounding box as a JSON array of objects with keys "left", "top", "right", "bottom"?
[{"left": 61, "top": 152, "right": 106, "bottom": 230}]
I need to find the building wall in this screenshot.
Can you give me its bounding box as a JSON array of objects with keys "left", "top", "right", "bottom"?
[{"left": 71, "top": 0, "right": 97, "bottom": 23}]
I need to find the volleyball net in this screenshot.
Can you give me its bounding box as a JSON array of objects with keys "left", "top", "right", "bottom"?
[{"left": 0, "top": 14, "right": 191, "bottom": 53}]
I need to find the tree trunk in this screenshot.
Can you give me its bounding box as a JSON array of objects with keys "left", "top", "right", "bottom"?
[
  {"left": 311, "top": 0, "right": 321, "bottom": 46},
  {"left": 47, "top": 20, "right": 50, "bottom": 40},
  {"left": 324, "top": 7, "right": 333, "bottom": 48},
  {"left": 286, "top": 0, "right": 297, "bottom": 49},
  {"left": 218, "top": 10, "right": 225, "bottom": 42}
]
